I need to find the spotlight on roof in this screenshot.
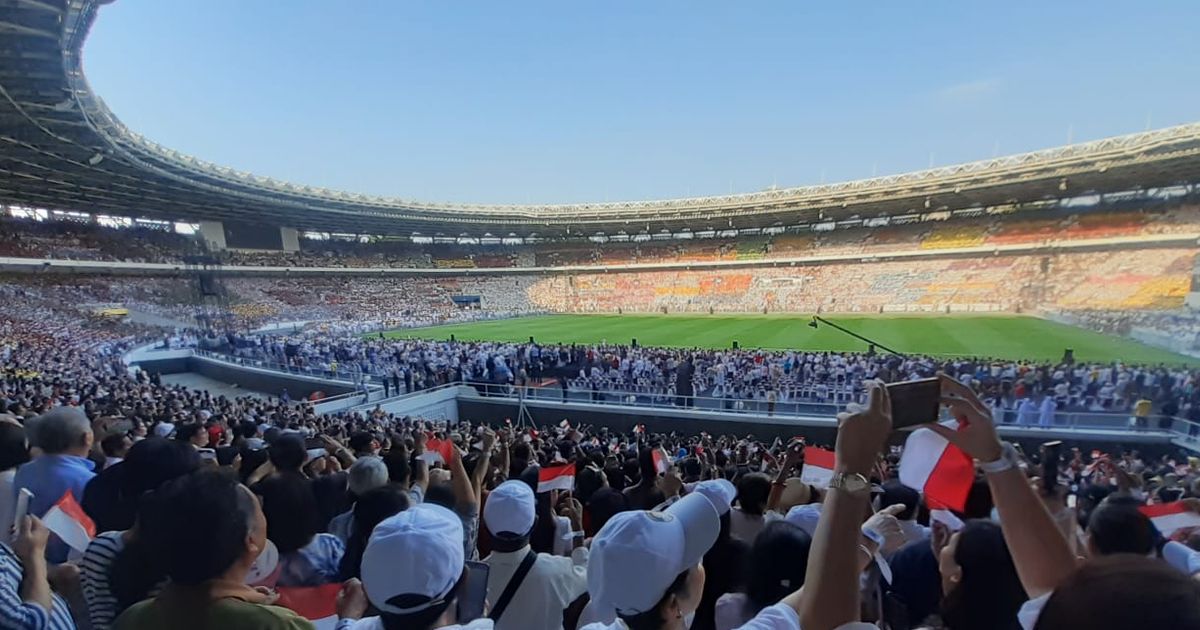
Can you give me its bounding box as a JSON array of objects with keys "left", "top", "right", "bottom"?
[{"left": 87, "top": 153, "right": 104, "bottom": 166}]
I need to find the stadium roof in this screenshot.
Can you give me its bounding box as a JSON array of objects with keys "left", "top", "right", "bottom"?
[{"left": 2, "top": 1, "right": 1200, "bottom": 238}]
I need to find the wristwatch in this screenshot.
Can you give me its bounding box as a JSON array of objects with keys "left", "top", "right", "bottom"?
[
  {"left": 828, "top": 472, "right": 871, "bottom": 495},
  {"left": 979, "top": 442, "right": 1019, "bottom": 474}
]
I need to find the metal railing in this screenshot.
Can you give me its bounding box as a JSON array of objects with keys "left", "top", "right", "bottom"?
[
  {"left": 192, "top": 349, "right": 377, "bottom": 387},
  {"left": 464, "top": 381, "right": 1191, "bottom": 434},
  {"left": 182, "top": 350, "right": 1200, "bottom": 449}
]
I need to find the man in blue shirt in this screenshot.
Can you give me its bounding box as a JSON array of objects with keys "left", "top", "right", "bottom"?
[{"left": 14, "top": 407, "right": 95, "bottom": 564}]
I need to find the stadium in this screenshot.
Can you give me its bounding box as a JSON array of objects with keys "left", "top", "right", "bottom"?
[{"left": 3, "top": 3, "right": 1200, "bottom": 629}]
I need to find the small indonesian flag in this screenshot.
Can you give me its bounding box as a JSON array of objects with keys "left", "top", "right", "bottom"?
[
  {"left": 538, "top": 462, "right": 576, "bottom": 493},
  {"left": 799, "top": 446, "right": 836, "bottom": 488},
  {"left": 898, "top": 427, "right": 974, "bottom": 513},
  {"left": 652, "top": 448, "right": 670, "bottom": 475},
  {"left": 420, "top": 434, "right": 456, "bottom": 466},
  {"left": 1140, "top": 502, "right": 1200, "bottom": 537},
  {"left": 43, "top": 490, "right": 95, "bottom": 553},
  {"left": 276, "top": 583, "right": 341, "bottom": 630}
]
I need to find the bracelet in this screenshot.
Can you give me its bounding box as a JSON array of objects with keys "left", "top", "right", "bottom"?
[{"left": 979, "top": 442, "right": 1017, "bottom": 474}]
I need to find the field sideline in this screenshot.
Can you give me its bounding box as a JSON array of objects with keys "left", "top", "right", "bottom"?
[{"left": 380, "top": 314, "right": 1196, "bottom": 364}]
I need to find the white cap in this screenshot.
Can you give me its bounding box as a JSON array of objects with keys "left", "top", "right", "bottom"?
[
  {"left": 153, "top": 422, "right": 176, "bottom": 438},
  {"left": 361, "top": 503, "right": 464, "bottom": 614},
  {"left": 785, "top": 503, "right": 822, "bottom": 536},
  {"left": 484, "top": 480, "right": 536, "bottom": 537},
  {"left": 691, "top": 479, "right": 736, "bottom": 516},
  {"left": 245, "top": 539, "right": 279, "bottom": 586},
  {"left": 588, "top": 492, "right": 719, "bottom": 616}
]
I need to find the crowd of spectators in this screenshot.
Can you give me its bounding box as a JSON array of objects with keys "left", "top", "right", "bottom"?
[
  {"left": 224, "top": 329, "right": 1200, "bottom": 420},
  {"left": 3, "top": 205, "right": 1198, "bottom": 271},
  {"left": 4, "top": 304, "right": 1200, "bottom": 629}
]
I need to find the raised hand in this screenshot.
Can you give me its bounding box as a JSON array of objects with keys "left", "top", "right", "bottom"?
[
  {"left": 835, "top": 381, "right": 892, "bottom": 475},
  {"left": 927, "top": 374, "right": 1003, "bottom": 462}
]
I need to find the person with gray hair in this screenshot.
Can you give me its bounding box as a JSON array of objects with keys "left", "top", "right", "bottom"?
[
  {"left": 328, "top": 456, "right": 390, "bottom": 543},
  {"left": 13, "top": 406, "right": 96, "bottom": 563}
]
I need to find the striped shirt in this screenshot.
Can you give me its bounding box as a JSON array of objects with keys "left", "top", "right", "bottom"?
[
  {"left": 80, "top": 531, "right": 126, "bottom": 630},
  {"left": 0, "top": 542, "right": 76, "bottom": 629}
]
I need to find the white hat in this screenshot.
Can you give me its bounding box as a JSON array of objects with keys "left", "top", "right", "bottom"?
[
  {"left": 245, "top": 539, "right": 279, "bottom": 587},
  {"left": 691, "top": 479, "right": 736, "bottom": 516},
  {"left": 361, "top": 503, "right": 464, "bottom": 614},
  {"left": 588, "top": 492, "right": 720, "bottom": 616},
  {"left": 153, "top": 422, "right": 176, "bottom": 438},
  {"left": 484, "top": 480, "right": 536, "bottom": 537},
  {"left": 785, "top": 503, "right": 822, "bottom": 536}
]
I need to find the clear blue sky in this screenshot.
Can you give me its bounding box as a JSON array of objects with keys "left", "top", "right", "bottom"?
[{"left": 83, "top": 1, "right": 1200, "bottom": 205}]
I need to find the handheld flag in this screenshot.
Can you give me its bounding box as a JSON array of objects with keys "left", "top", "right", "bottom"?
[
  {"left": 42, "top": 490, "right": 95, "bottom": 553},
  {"left": 1140, "top": 502, "right": 1200, "bottom": 537},
  {"left": 538, "top": 462, "right": 576, "bottom": 493},
  {"left": 799, "top": 446, "right": 836, "bottom": 488},
  {"left": 898, "top": 427, "right": 974, "bottom": 513},
  {"left": 276, "top": 583, "right": 341, "bottom": 630}
]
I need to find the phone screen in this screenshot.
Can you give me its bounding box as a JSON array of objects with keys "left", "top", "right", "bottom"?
[
  {"left": 457, "top": 561, "right": 490, "bottom": 621},
  {"left": 885, "top": 378, "right": 941, "bottom": 428}
]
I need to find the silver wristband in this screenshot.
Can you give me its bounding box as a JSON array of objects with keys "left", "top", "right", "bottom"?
[{"left": 978, "top": 442, "right": 1017, "bottom": 474}]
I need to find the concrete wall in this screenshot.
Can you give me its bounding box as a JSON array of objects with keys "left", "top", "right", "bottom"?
[
  {"left": 132, "top": 355, "right": 356, "bottom": 400},
  {"left": 456, "top": 393, "right": 1181, "bottom": 456},
  {"left": 346, "top": 385, "right": 465, "bottom": 423}
]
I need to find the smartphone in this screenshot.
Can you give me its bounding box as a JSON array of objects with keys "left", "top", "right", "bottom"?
[
  {"left": 1066, "top": 494, "right": 1078, "bottom": 509},
  {"left": 12, "top": 488, "right": 32, "bottom": 535},
  {"left": 457, "top": 560, "right": 490, "bottom": 621},
  {"left": 885, "top": 378, "right": 941, "bottom": 428},
  {"left": 198, "top": 448, "right": 217, "bottom": 462},
  {"left": 1041, "top": 440, "right": 1063, "bottom": 496}
]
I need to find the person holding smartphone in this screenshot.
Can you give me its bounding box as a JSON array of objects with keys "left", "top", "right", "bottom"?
[{"left": 336, "top": 503, "right": 493, "bottom": 630}]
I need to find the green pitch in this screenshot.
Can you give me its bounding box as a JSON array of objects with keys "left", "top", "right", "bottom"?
[{"left": 382, "top": 314, "right": 1196, "bottom": 364}]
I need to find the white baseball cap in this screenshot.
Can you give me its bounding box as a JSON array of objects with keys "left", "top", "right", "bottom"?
[
  {"left": 361, "top": 503, "right": 464, "bottom": 614},
  {"left": 588, "top": 492, "right": 720, "bottom": 616},
  {"left": 484, "top": 480, "right": 536, "bottom": 537},
  {"left": 245, "top": 539, "right": 279, "bottom": 587},
  {"left": 785, "top": 503, "right": 822, "bottom": 536},
  {"left": 691, "top": 479, "right": 737, "bottom": 516},
  {"left": 153, "top": 422, "right": 176, "bottom": 438}
]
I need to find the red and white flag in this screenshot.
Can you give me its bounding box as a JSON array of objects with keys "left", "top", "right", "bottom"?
[
  {"left": 419, "top": 434, "right": 456, "bottom": 466},
  {"left": 1140, "top": 502, "right": 1200, "bottom": 537},
  {"left": 898, "top": 427, "right": 974, "bottom": 513},
  {"left": 538, "top": 462, "right": 576, "bottom": 493},
  {"left": 799, "top": 446, "right": 836, "bottom": 488},
  {"left": 276, "top": 583, "right": 341, "bottom": 630},
  {"left": 43, "top": 490, "right": 95, "bottom": 553},
  {"left": 652, "top": 448, "right": 671, "bottom": 475}
]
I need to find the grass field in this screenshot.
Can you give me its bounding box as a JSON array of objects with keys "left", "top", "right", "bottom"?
[{"left": 382, "top": 314, "right": 1197, "bottom": 364}]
